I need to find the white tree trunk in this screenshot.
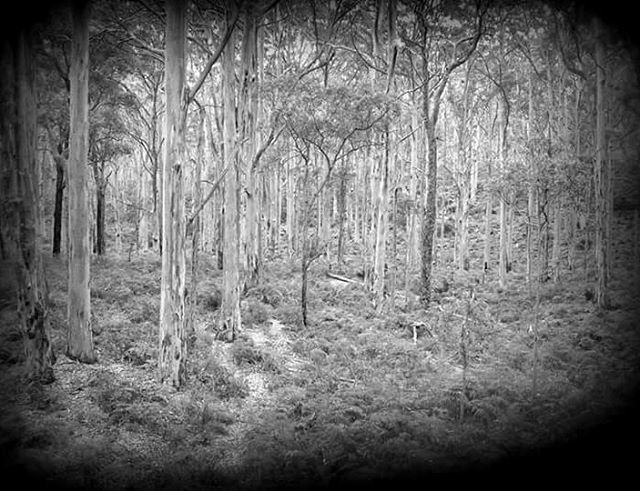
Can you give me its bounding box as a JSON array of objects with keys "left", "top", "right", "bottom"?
[
  {"left": 219, "top": 17, "right": 242, "bottom": 341},
  {"left": 159, "top": 0, "right": 187, "bottom": 387},
  {"left": 67, "top": 0, "right": 96, "bottom": 363}
]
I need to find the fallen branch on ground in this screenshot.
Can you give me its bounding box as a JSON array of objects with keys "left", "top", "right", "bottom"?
[{"left": 325, "top": 272, "right": 363, "bottom": 286}]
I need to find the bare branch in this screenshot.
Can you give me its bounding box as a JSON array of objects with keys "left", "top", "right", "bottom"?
[
  {"left": 187, "top": 164, "right": 230, "bottom": 230},
  {"left": 188, "top": 8, "right": 239, "bottom": 103}
]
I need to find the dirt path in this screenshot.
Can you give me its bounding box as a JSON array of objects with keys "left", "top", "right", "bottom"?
[{"left": 207, "top": 317, "right": 306, "bottom": 473}]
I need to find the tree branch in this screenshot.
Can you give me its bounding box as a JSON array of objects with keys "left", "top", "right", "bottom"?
[
  {"left": 187, "top": 164, "right": 230, "bottom": 230},
  {"left": 188, "top": 9, "right": 239, "bottom": 103}
]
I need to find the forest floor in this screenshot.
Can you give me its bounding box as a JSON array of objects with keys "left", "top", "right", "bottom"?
[{"left": 1, "top": 224, "right": 640, "bottom": 489}]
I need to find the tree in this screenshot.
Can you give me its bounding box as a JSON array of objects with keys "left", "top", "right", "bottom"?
[
  {"left": 412, "top": 0, "right": 486, "bottom": 305},
  {"left": 283, "top": 82, "right": 392, "bottom": 324},
  {"left": 67, "top": 0, "right": 96, "bottom": 363},
  {"left": 593, "top": 16, "right": 610, "bottom": 309},
  {"left": 39, "top": 31, "right": 71, "bottom": 257},
  {"left": 2, "top": 27, "right": 56, "bottom": 383},
  {"left": 219, "top": 4, "right": 242, "bottom": 341},
  {"left": 159, "top": 0, "right": 187, "bottom": 386}
]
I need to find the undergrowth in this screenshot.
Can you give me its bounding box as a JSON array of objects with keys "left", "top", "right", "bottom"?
[{"left": 0, "top": 230, "right": 638, "bottom": 489}]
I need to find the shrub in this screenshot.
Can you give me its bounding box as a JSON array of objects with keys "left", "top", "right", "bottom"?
[
  {"left": 231, "top": 338, "right": 281, "bottom": 373},
  {"left": 247, "top": 285, "right": 284, "bottom": 307},
  {"left": 128, "top": 296, "right": 158, "bottom": 324},
  {"left": 231, "top": 338, "right": 263, "bottom": 365},
  {"left": 276, "top": 304, "right": 303, "bottom": 328},
  {"left": 199, "top": 356, "right": 248, "bottom": 400},
  {"left": 198, "top": 288, "right": 222, "bottom": 311},
  {"left": 242, "top": 300, "right": 270, "bottom": 327}
]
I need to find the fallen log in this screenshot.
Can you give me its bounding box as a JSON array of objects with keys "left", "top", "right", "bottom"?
[{"left": 325, "top": 271, "right": 363, "bottom": 286}]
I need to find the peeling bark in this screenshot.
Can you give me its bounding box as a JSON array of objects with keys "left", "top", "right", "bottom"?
[{"left": 67, "top": 0, "right": 96, "bottom": 364}]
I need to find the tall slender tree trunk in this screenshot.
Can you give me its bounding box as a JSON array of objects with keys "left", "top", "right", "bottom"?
[
  {"left": 272, "top": 161, "right": 281, "bottom": 252},
  {"left": 187, "top": 107, "right": 205, "bottom": 346},
  {"left": 421, "top": 114, "right": 437, "bottom": 305},
  {"left": 526, "top": 69, "right": 535, "bottom": 295},
  {"left": 336, "top": 163, "right": 348, "bottom": 264},
  {"left": 539, "top": 189, "right": 550, "bottom": 281},
  {"left": 594, "top": 18, "right": 610, "bottom": 309},
  {"left": 67, "top": 0, "right": 96, "bottom": 363},
  {"left": 138, "top": 162, "right": 150, "bottom": 251},
  {"left": 405, "top": 106, "right": 420, "bottom": 276},
  {"left": 551, "top": 197, "right": 562, "bottom": 282},
  {"left": 155, "top": 125, "right": 163, "bottom": 254},
  {"left": 159, "top": 0, "right": 187, "bottom": 387},
  {"left": 112, "top": 167, "right": 123, "bottom": 255},
  {"left": 286, "top": 146, "right": 295, "bottom": 259},
  {"left": 219, "top": 14, "right": 241, "bottom": 341},
  {"left": 497, "top": 95, "right": 508, "bottom": 288},
  {"left": 483, "top": 196, "right": 492, "bottom": 280},
  {"left": 93, "top": 165, "right": 106, "bottom": 256},
  {"left": 373, "top": 128, "right": 389, "bottom": 312},
  {"left": 238, "top": 5, "right": 260, "bottom": 288},
  {"left": 52, "top": 155, "right": 65, "bottom": 255},
  {"left": 9, "top": 27, "right": 57, "bottom": 382}
]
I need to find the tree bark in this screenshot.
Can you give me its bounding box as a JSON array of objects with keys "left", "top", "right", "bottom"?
[
  {"left": 112, "top": 167, "right": 123, "bottom": 255},
  {"left": 336, "top": 163, "right": 348, "bottom": 264},
  {"left": 594, "top": 18, "right": 610, "bottom": 309},
  {"left": 52, "top": 155, "right": 65, "bottom": 255},
  {"left": 373, "top": 128, "right": 389, "bottom": 312},
  {"left": 67, "top": 0, "right": 96, "bottom": 363},
  {"left": 219, "top": 11, "right": 241, "bottom": 341},
  {"left": 483, "top": 194, "right": 492, "bottom": 273},
  {"left": 497, "top": 96, "right": 508, "bottom": 288},
  {"left": 421, "top": 117, "right": 437, "bottom": 305},
  {"left": 526, "top": 69, "right": 535, "bottom": 295},
  {"left": 159, "top": 0, "right": 187, "bottom": 387},
  {"left": 92, "top": 163, "right": 106, "bottom": 255},
  {"left": 10, "top": 28, "right": 57, "bottom": 383},
  {"left": 238, "top": 4, "right": 260, "bottom": 288},
  {"left": 551, "top": 197, "right": 562, "bottom": 282},
  {"left": 187, "top": 107, "right": 205, "bottom": 347},
  {"left": 286, "top": 145, "right": 295, "bottom": 259}
]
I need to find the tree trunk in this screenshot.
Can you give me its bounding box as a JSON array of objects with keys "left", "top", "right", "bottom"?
[
  {"left": 539, "top": 189, "right": 550, "bottom": 282},
  {"left": 219, "top": 14, "right": 241, "bottom": 341},
  {"left": 138, "top": 161, "right": 150, "bottom": 251},
  {"left": 52, "top": 156, "right": 65, "bottom": 255},
  {"left": 421, "top": 118, "right": 437, "bottom": 305},
  {"left": 497, "top": 96, "right": 508, "bottom": 288},
  {"left": 373, "top": 128, "right": 389, "bottom": 313},
  {"left": 238, "top": 5, "right": 260, "bottom": 288},
  {"left": 159, "top": 0, "right": 187, "bottom": 387},
  {"left": 112, "top": 168, "right": 123, "bottom": 255},
  {"left": 8, "top": 28, "right": 57, "bottom": 383},
  {"left": 301, "top": 187, "right": 311, "bottom": 327},
  {"left": 551, "top": 197, "right": 562, "bottom": 282},
  {"left": 567, "top": 206, "right": 576, "bottom": 271},
  {"left": 526, "top": 69, "right": 535, "bottom": 295},
  {"left": 187, "top": 107, "right": 205, "bottom": 346},
  {"left": 336, "top": 164, "right": 347, "bottom": 264},
  {"left": 286, "top": 145, "right": 295, "bottom": 259},
  {"left": 273, "top": 161, "right": 281, "bottom": 252},
  {"left": 93, "top": 167, "right": 106, "bottom": 256},
  {"left": 67, "top": 0, "right": 96, "bottom": 363},
  {"left": 594, "top": 18, "right": 610, "bottom": 309},
  {"left": 155, "top": 132, "right": 163, "bottom": 254}
]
